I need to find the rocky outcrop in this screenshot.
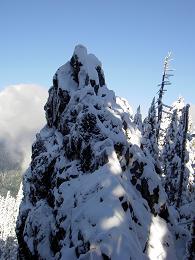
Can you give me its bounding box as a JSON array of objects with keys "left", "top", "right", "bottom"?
[{"left": 16, "top": 45, "right": 175, "bottom": 259}]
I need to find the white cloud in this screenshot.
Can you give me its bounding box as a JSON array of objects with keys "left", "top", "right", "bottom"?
[
  {"left": 0, "top": 84, "right": 193, "bottom": 173},
  {"left": 0, "top": 84, "right": 48, "bottom": 171}
]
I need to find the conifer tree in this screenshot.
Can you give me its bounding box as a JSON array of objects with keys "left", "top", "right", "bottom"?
[
  {"left": 133, "top": 105, "right": 143, "bottom": 132},
  {"left": 0, "top": 185, "right": 22, "bottom": 259},
  {"left": 176, "top": 104, "right": 192, "bottom": 207},
  {"left": 162, "top": 109, "right": 178, "bottom": 202},
  {"left": 162, "top": 98, "right": 195, "bottom": 208},
  {"left": 142, "top": 98, "right": 161, "bottom": 173}
]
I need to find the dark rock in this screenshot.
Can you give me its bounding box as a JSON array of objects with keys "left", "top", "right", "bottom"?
[
  {"left": 44, "top": 84, "right": 70, "bottom": 128},
  {"left": 131, "top": 176, "right": 137, "bottom": 186},
  {"left": 121, "top": 201, "right": 129, "bottom": 212},
  {"left": 158, "top": 204, "right": 169, "bottom": 222},
  {"left": 125, "top": 148, "right": 130, "bottom": 166},
  {"left": 102, "top": 253, "right": 111, "bottom": 260},
  {"left": 70, "top": 54, "right": 82, "bottom": 84},
  {"left": 31, "top": 138, "right": 46, "bottom": 160},
  {"left": 123, "top": 120, "right": 128, "bottom": 131},
  {"left": 119, "top": 196, "right": 124, "bottom": 202},
  {"left": 114, "top": 143, "right": 124, "bottom": 157},
  {"left": 96, "top": 66, "right": 105, "bottom": 87},
  {"left": 130, "top": 160, "right": 144, "bottom": 178},
  {"left": 81, "top": 113, "right": 99, "bottom": 136},
  {"left": 90, "top": 79, "right": 96, "bottom": 87},
  {"left": 81, "top": 145, "right": 93, "bottom": 172},
  {"left": 140, "top": 178, "right": 159, "bottom": 213},
  {"left": 16, "top": 209, "right": 34, "bottom": 260}
]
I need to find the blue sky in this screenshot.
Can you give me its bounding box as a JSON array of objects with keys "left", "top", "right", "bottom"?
[{"left": 0, "top": 0, "right": 194, "bottom": 113}]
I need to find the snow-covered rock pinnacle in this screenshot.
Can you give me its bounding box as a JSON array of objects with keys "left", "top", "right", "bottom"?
[{"left": 16, "top": 45, "right": 176, "bottom": 259}]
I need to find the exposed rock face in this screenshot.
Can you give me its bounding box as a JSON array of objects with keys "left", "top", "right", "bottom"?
[{"left": 16, "top": 45, "right": 175, "bottom": 259}]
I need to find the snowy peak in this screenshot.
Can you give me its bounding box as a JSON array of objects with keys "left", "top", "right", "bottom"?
[
  {"left": 44, "top": 45, "right": 107, "bottom": 129},
  {"left": 16, "top": 46, "right": 175, "bottom": 260},
  {"left": 73, "top": 44, "right": 88, "bottom": 63},
  {"left": 55, "top": 44, "right": 105, "bottom": 93},
  {"left": 172, "top": 97, "right": 185, "bottom": 112},
  {"left": 72, "top": 44, "right": 103, "bottom": 87}
]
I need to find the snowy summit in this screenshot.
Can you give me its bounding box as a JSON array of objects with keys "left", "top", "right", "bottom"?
[{"left": 16, "top": 45, "right": 185, "bottom": 259}]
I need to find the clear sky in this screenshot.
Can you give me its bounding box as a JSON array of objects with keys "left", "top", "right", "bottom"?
[{"left": 0, "top": 0, "right": 194, "bottom": 113}]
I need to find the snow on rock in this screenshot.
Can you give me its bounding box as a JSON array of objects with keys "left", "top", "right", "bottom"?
[{"left": 17, "top": 45, "right": 174, "bottom": 259}]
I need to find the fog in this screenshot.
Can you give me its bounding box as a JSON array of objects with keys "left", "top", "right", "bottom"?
[{"left": 0, "top": 84, "right": 48, "bottom": 172}]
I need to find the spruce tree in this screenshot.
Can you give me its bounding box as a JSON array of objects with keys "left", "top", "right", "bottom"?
[
  {"left": 162, "top": 109, "right": 178, "bottom": 203},
  {"left": 162, "top": 99, "right": 195, "bottom": 208},
  {"left": 176, "top": 105, "right": 192, "bottom": 207},
  {"left": 133, "top": 105, "right": 143, "bottom": 132},
  {"left": 142, "top": 98, "right": 161, "bottom": 173}
]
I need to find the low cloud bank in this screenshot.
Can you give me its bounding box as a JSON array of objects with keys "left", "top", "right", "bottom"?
[
  {"left": 0, "top": 84, "right": 48, "bottom": 172},
  {"left": 0, "top": 84, "right": 194, "bottom": 173}
]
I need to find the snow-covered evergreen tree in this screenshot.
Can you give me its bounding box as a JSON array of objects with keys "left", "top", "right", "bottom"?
[
  {"left": 0, "top": 184, "right": 22, "bottom": 259},
  {"left": 162, "top": 109, "right": 178, "bottom": 203},
  {"left": 162, "top": 102, "right": 194, "bottom": 207},
  {"left": 142, "top": 98, "right": 161, "bottom": 173},
  {"left": 176, "top": 105, "right": 194, "bottom": 207},
  {"left": 158, "top": 97, "right": 184, "bottom": 152},
  {"left": 133, "top": 105, "right": 143, "bottom": 132}
]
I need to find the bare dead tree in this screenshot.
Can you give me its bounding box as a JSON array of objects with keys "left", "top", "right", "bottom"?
[{"left": 156, "top": 52, "right": 174, "bottom": 141}]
